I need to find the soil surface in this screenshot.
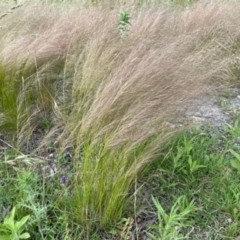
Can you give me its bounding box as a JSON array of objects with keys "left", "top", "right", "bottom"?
[{"left": 187, "top": 91, "right": 240, "bottom": 127}]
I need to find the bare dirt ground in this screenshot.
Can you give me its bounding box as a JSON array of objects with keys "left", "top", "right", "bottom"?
[{"left": 187, "top": 89, "right": 240, "bottom": 127}]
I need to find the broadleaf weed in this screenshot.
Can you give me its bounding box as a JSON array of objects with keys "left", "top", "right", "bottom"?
[
  {"left": 0, "top": 207, "right": 30, "bottom": 240},
  {"left": 148, "top": 195, "right": 195, "bottom": 240}
]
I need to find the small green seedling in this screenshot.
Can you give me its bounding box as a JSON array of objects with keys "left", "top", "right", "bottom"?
[
  {"left": 118, "top": 9, "right": 131, "bottom": 38},
  {"left": 187, "top": 156, "right": 206, "bottom": 174},
  {"left": 0, "top": 207, "right": 30, "bottom": 240}
]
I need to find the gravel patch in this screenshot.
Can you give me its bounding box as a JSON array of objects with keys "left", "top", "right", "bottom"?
[{"left": 187, "top": 93, "right": 240, "bottom": 127}]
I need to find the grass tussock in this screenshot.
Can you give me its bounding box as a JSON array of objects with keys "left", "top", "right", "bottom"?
[{"left": 1, "top": 0, "right": 240, "bottom": 232}]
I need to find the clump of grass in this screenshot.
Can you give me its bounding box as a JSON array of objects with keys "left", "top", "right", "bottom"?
[
  {"left": 57, "top": 1, "right": 240, "bottom": 231},
  {"left": 2, "top": 0, "right": 240, "bottom": 236}
]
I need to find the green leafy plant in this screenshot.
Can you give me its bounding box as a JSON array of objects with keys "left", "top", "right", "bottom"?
[
  {"left": 187, "top": 156, "right": 206, "bottom": 174},
  {"left": 168, "top": 135, "right": 206, "bottom": 177},
  {"left": 0, "top": 207, "right": 30, "bottom": 240},
  {"left": 148, "top": 195, "right": 195, "bottom": 240},
  {"left": 118, "top": 9, "right": 131, "bottom": 38}
]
